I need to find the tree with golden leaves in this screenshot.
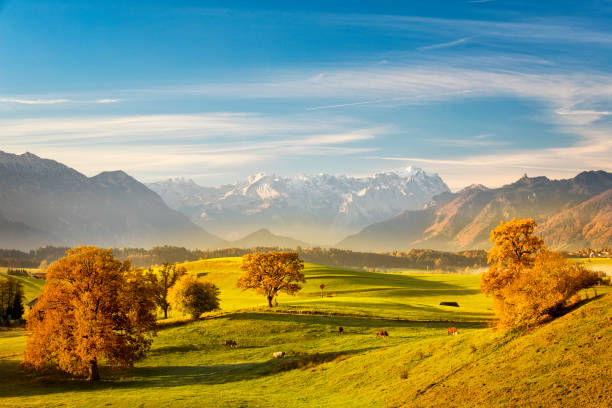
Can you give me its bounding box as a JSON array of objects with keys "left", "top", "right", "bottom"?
[
  {"left": 481, "top": 218, "right": 546, "bottom": 296},
  {"left": 481, "top": 219, "right": 601, "bottom": 330},
  {"left": 494, "top": 252, "right": 601, "bottom": 329},
  {"left": 23, "top": 247, "right": 157, "bottom": 381},
  {"left": 237, "top": 252, "right": 305, "bottom": 307},
  {"left": 167, "top": 274, "right": 220, "bottom": 319}
]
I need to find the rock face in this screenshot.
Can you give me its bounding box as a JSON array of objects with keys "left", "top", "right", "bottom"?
[
  {"left": 337, "top": 171, "right": 612, "bottom": 251},
  {"left": 147, "top": 167, "right": 450, "bottom": 243},
  {"left": 0, "top": 151, "right": 225, "bottom": 250}
]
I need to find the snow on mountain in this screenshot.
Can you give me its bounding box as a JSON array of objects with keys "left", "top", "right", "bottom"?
[{"left": 147, "top": 167, "right": 450, "bottom": 243}]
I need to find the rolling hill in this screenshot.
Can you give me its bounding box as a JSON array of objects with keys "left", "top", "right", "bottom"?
[
  {"left": 338, "top": 171, "right": 612, "bottom": 251},
  {"left": 0, "top": 258, "right": 609, "bottom": 407}
]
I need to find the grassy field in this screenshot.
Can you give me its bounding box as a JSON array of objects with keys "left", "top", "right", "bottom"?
[
  {"left": 0, "top": 258, "right": 610, "bottom": 407},
  {"left": 177, "top": 258, "right": 492, "bottom": 321}
]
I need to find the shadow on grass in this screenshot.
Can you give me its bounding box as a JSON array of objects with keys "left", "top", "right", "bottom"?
[
  {"left": 305, "top": 272, "right": 469, "bottom": 292},
  {"left": 305, "top": 287, "right": 482, "bottom": 298},
  {"left": 224, "top": 312, "right": 489, "bottom": 330},
  {"left": 0, "top": 347, "right": 372, "bottom": 398}
]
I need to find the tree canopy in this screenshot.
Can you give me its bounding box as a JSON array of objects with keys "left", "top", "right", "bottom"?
[
  {"left": 167, "top": 275, "right": 220, "bottom": 319},
  {"left": 481, "top": 219, "right": 601, "bottom": 330},
  {"left": 482, "top": 218, "right": 546, "bottom": 296},
  {"left": 23, "top": 246, "right": 157, "bottom": 380},
  {"left": 237, "top": 251, "right": 305, "bottom": 307}
]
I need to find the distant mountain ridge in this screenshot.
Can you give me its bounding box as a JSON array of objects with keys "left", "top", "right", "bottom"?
[
  {"left": 231, "top": 228, "right": 312, "bottom": 249},
  {"left": 0, "top": 151, "right": 225, "bottom": 250},
  {"left": 147, "top": 167, "right": 450, "bottom": 243},
  {"left": 337, "top": 171, "right": 612, "bottom": 251}
]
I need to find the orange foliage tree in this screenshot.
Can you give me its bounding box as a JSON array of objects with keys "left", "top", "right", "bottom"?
[
  {"left": 237, "top": 251, "right": 305, "bottom": 307},
  {"left": 23, "top": 247, "right": 157, "bottom": 380},
  {"left": 494, "top": 252, "right": 601, "bottom": 328},
  {"left": 481, "top": 218, "right": 546, "bottom": 296},
  {"left": 481, "top": 219, "right": 601, "bottom": 330},
  {"left": 167, "top": 274, "right": 220, "bottom": 319}
]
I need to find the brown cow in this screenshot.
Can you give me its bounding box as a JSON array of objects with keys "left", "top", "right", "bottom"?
[
  {"left": 224, "top": 339, "right": 238, "bottom": 348},
  {"left": 376, "top": 330, "right": 389, "bottom": 337},
  {"left": 447, "top": 327, "right": 458, "bottom": 336},
  {"left": 338, "top": 326, "right": 344, "bottom": 335}
]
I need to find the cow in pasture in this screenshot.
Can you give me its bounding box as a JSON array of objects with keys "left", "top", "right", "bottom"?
[
  {"left": 338, "top": 326, "right": 344, "bottom": 335},
  {"left": 224, "top": 339, "right": 237, "bottom": 348},
  {"left": 376, "top": 330, "right": 389, "bottom": 337},
  {"left": 273, "top": 351, "right": 286, "bottom": 358},
  {"left": 447, "top": 327, "right": 458, "bottom": 336}
]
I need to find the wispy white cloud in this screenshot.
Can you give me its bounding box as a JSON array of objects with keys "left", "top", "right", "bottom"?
[
  {"left": 419, "top": 37, "right": 470, "bottom": 51},
  {"left": 0, "top": 112, "right": 382, "bottom": 180},
  {"left": 0, "top": 97, "right": 70, "bottom": 105},
  {"left": 375, "top": 124, "right": 612, "bottom": 189},
  {"left": 0, "top": 96, "right": 122, "bottom": 105}
]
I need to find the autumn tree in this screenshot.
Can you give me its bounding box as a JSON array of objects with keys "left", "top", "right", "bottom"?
[
  {"left": 146, "top": 263, "right": 186, "bottom": 319},
  {"left": 481, "top": 219, "right": 600, "bottom": 330},
  {"left": 319, "top": 283, "right": 325, "bottom": 298},
  {"left": 237, "top": 251, "right": 305, "bottom": 307},
  {"left": 23, "top": 247, "right": 157, "bottom": 380},
  {"left": 481, "top": 218, "right": 546, "bottom": 297},
  {"left": 494, "top": 252, "right": 601, "bottom": 328},
  {"left": 167, "top": 275, "right": 220, "bottom": 319}
]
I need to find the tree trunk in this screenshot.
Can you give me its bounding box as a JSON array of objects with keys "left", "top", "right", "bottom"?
[
  {"left": 267, "top": 295, "right": 273, "bottom": 307},
  {"left": 163, "top": 305, "right": 168, "bottom": 319},
  {"left": 88, "top": 358, "right": 100, "bottom": 381}
]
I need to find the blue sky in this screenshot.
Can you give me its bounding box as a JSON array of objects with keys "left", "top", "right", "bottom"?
[{"left": 0, "top": 0, "right": 611, "bottom": 189}]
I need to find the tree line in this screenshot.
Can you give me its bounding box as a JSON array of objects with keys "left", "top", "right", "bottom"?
[{"left": 1, "top": 245, "right": 487, "bottom": 271}]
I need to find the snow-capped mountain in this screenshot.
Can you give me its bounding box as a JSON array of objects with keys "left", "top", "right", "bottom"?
[{"left": 147, "top": 167, "right": 450, "bottom": 243}]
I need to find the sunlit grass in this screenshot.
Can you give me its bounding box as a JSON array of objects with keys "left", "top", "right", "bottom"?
[{"left": 0, "top": 258, "right": 610, "bottom": 407}]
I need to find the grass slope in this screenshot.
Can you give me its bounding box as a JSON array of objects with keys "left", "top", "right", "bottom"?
[
  {"left": 0, "top": 258, "right": 609, "bottom": 407},
  {"left": 177, "top": 258, "right": 492, "bottom": 321}
]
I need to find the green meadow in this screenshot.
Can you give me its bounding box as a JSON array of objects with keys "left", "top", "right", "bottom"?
[{"left": 0, "top": 258, "right": 610, "bottom": 407}]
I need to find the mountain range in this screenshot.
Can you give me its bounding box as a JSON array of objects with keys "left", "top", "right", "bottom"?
[
  {"left": 337, "top": 171, "right": 612, "bottom": 251},
  {"left": 147, "top": 167, "right": 450, "bottom": 243},
  {"left": 1, "top": 150, "right": 610, "bottom": 251},
  {"left": 0, "top": 151, "right": 224, "bottom": 250}
]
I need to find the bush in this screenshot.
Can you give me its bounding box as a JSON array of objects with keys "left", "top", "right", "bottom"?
[{"left": 168, "top": 275, "right": 220, "bottom": 319}]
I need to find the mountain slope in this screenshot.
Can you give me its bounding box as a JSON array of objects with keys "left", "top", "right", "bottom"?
[
  {"left": 539, "top": 189, "right": 612, "bottom": 250},
  {"left": 148, "top": 167, "right": 450, "bottom": 243},
  {"left": 231, "top": 228, "right": 312, "bottom": 249},
  {"left": 0, "top": 151, "right": 225, "bottom": 250},
  {"left": 338, "top": 171, "right": 612, "bottom": 251}
]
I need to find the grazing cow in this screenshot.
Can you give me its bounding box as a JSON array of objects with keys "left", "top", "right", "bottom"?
[
  {"left": 447, "top": 327, "right": 458, "bottom": 336},
  {"left": 338, "top": 326, "right": 344, "bottom": 335},
  {"left": 376, "top": 330, "right": 389, "bottom": 337},
  {"left": 273, "top": 351, "right": 286, "bottom": 358},
  {"left": 224, "top": 339, "right": 237, "bottom": 348}
]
